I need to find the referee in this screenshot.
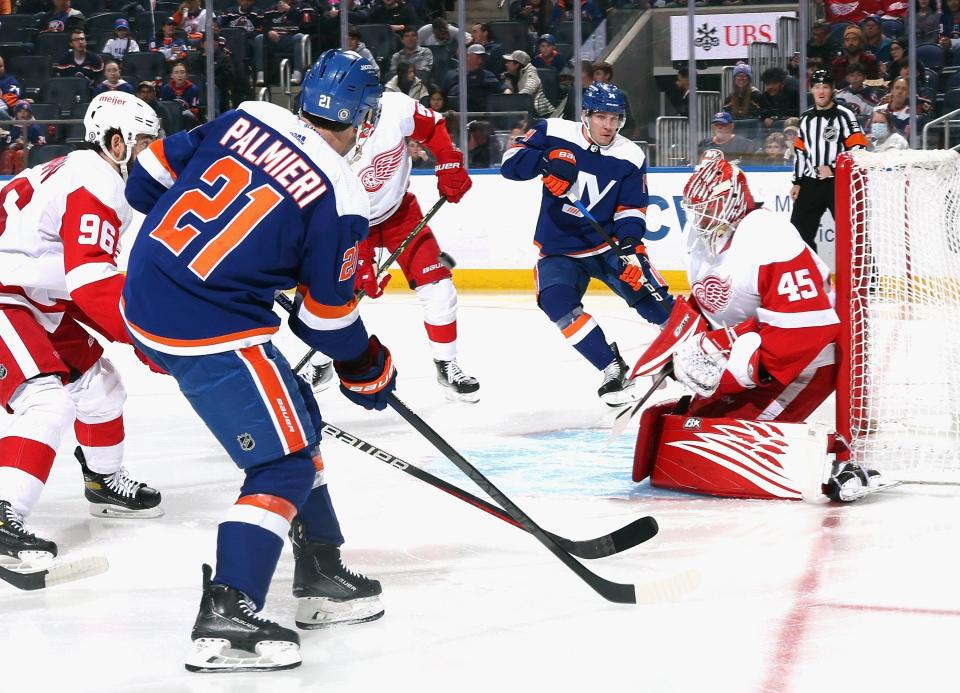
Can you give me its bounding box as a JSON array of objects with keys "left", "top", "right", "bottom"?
[{"left": 790, "top": 69, "right": 868, "bottom": 251}]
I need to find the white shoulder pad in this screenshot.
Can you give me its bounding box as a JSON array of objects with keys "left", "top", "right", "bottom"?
[
  {"left": 544, "top": 118, "right": 586, "bottom": 145},
  {"left": 732, "top": 208, "right": 808, "bottom": 264},
  {"left": 603, "top": 135, "right": 646, "bottom": 170}
]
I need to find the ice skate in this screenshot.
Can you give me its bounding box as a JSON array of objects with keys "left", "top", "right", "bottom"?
[
  {"left": 300, "top": 353, "right": 334, "bottom": 393},
  {"left": 824, "top": 461, "right": 893, "bottom": 502},
  {"left": 185, "top": 564, "right": 301, "bottom": 673},
  {"left": 598, "top": 343, "right": 637, "bottom": 407},
  {"left": 434, "top": 359, "right": 480, "bottom": 403},
  {"left": 290, "top": 518, "right": 384, "bottom": 629},
  {"left": 0, "top": 500, "right": 57, "bottom": 573},
  {"left": 76, "top": 447, "right": 164, "bottom": 518}
]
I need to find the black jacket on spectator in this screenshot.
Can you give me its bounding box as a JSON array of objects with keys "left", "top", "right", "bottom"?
[
  {"left": 757, "top": 86, "right": 800, "bottom": 121},
  {"left": 443, "top": 67, "right": 501, "bottom": 112},
  {"left": 368, "top": 0, "right": 420, "bottom": 26},
  {"left": 220, "top": 5, "right": 263, "bottom": 37},
  {"left": 483, "top": 40, "right": 504, "bottom": 75},
  {"left": 55, "top": 50, "right": 104, "bottom": 83},
  {"left": 806, "top": 39, "right": 838, "bottom": 66},
  {"left": 261, "top": 1, "right": 315, "bottom": 37}
]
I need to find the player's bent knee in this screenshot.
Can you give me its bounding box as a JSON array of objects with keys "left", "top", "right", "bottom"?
[
  {"left": 7, "top": 375, "right": 76, "bottom": 447},
  {"left": 537, "top": 285, "right": 581, "bottom": 323},
  {"left": 68, "top": 357, "right": 127, "bottom": 420},
  {"left": 240, "top": 447, "right": 317, "bottom": 510}
]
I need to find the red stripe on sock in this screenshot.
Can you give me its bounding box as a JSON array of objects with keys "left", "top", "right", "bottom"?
[
  {"left": 75, "top": 416, "right": 125, "bottom": 447},
  {"left": 0, "top": 437, "right": 56, "bottom": 483},
  {"left": 236, "top": 494, "right": 297, "bottom": 522},
  {"left": 424, "top": 321, "right": 457, "bottom": 344}
]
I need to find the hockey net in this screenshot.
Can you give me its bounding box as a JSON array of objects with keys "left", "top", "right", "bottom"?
[{"left": 835, "top": 150, "right": 960, "bottom": 483}]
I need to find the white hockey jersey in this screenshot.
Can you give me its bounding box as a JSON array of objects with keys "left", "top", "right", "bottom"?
[
  {"left": 683, "top": 207, "right": 839, "bottom": 386},
  {"left": 351, "top": 91, "right": 448, "bottom": 225},
  {"left": 0, "top": 150, "right": 132, "bottom": 341}
]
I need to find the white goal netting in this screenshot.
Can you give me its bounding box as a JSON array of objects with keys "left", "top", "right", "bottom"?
[{"left": 837, "top": 150, "right": 960, "bottom": 483}]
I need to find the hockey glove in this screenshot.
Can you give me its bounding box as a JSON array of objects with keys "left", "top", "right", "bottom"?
[
  {"left": 541, "top": 148, "right": 578, "bottom": 197},
  {"left": 619, "top": 245, "right": 650, "bottom": 291},
  {"left": 334, "top": 335, "right": 397, "bottom": 410},
  {"left": 354, "top": 242, "right": 391, "bottom": 299},
  {"left": 435, "top": 149, "right": 472, "bottom": 203},
  {"left": 672, "top": 324, "right": 762, "bottom": 397}
]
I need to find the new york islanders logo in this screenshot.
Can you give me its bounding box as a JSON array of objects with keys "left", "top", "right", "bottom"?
[
  {"left": 358, "top": 140, "right": 406, "bottom": 192},
  {"left": 691, "top": 275, "right": 732, "bottom": 313}
]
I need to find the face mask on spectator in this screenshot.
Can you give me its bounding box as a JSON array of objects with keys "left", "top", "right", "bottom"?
[{"left": 872, "top": 123, "right": 888, "bottom": 139}]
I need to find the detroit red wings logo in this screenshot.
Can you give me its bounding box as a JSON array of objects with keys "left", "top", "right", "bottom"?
[
  {"left": 691, "top": 275, "right": 732, "bottom": 313},
  {"left": 358, "top": 140, "right": 406, "bottom": 192}
]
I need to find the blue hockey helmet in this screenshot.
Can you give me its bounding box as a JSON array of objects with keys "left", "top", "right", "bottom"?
[
  {"left": 582, "top": 81, "right": 626, "bottom": 118},
  {"left": 300, "top": 49, "right": 383, "bottom": 130}
]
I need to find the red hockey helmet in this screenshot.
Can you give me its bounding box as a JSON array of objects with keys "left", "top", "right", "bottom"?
[{"left": 681, "top": 150, "right": 754, "bottom": 254}]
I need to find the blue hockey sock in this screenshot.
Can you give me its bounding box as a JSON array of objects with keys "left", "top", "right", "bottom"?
[
  {"left": 568, "top": 322, "right": 615, "bottom": 370},
  {"left": 298, "top": 483, "right": 345, "bottom": 546}
]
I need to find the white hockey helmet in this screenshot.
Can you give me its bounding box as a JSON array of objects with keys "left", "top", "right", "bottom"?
[{"left": 83, "top": 91, "right": 161, "bottom": 166}]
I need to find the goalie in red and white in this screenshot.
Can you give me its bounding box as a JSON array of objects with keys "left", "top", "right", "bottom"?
[
  {"left": 0, "top": 92, "right": 164, "bottom": 572},
  {"left": 301, "top": 91, "right": 479, "bottom": 402},
  {"left": 631, "top": 150, "right": 882, "bottom": 502}
]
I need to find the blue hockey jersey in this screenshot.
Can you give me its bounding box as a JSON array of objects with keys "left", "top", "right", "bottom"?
[
  {"left": 122, "top": 101, "right": 371, "bottom": 361},
  {"left": 500, "top": 118, "right": 648, "bottom": 257}
]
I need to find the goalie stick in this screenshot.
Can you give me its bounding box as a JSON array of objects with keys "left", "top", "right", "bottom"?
[
  {"left": 0, "top": 556, "right": 109, "bottom": 591},
  {"left": 321, "top": 421, "right": 659, "bottom": 559},
  {"left": 388, "top": 394, "right": 699, "bottom": 605},
  {"left": 289, "top": 197, "right": 447, "bottom": 374}
]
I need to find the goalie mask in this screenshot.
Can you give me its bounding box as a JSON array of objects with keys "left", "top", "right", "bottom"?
[{"left": 681, "top": 150, "right": 754, "bottom": 254}]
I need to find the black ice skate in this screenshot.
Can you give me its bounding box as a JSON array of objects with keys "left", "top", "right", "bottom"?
[
  {"left": 434, "top": 359, "right": 480, "bottom": 403},
  {"left": 185, "top": 564, "right": 301, "bottom": 673},
  {"left": 75, "top": 447, "right": 164, "bottom": 518},
  {"left": 301, "top": 354, "right": 334, "bottom": 393},
  {"left": 598, "top": 343, "right": 637, "bottom": 407},
  {"left": 0, "top": 500, "right": 58, "bottom": 572},
  {"left": 290, "top": 518, "right": 384, "bottom": 629},
  {"left": 824, "top": 461, "right": 889, "bottom": 502}
]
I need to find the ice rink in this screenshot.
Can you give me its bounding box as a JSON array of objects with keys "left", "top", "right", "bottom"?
[{"left": 3, "top": 292, "right": 960, "bottom": 692}]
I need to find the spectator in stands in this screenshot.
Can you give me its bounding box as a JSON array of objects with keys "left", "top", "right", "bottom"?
[
  {"left": 861, "top": 15, "right": 893, "bottom": 63},
  {"left": 885, "top": 38, "right": 909, "bottom": 80},
  {"left": 917, "top": 0, "right": 940, "bottom": 45},
  {"left": 550, "top": 0, "right": 604, "bottom": 25},
  {"left": 832, "top": 26, "right": 881, "bottom": 86},
  {"left": 369, "top": 0, "right": 420, "bottom": 33},
  {"left": 0, "top": 57, "right": 23, "bottom": 121},
  {"left": 669, "top": 65, "right": 690, "bottom": 117},
  {"left": 502, "top": 49, "right": 554, "bottom": 118},
  {"left": 533, "top": 34, "right": 565, "bottom": 69},
  {"left": 467, "top": 119, "right": 493, "bottom": 167},
  {"left": 761, "top": 132, "right": 787, "bottom": 162},
  {"left": 701, "top": 111, "right": 753, "bottom": 159},
  {"left": 471, "top": 22, "right": 503, "bottom": 75},
  {"left": 408, "top": 139, "right": 434, "bottom": 169},
  {"left": 55, "top": 29, "right": 104, "bottom": 84},
  {"left": 222, "top": 0, "right": 263, "bottom": 38},
  {"left": 869, "top": 107, "right": 910, "bottom": 149},
  {"left": 189, "top": 22, "right": 235, "bottom": 111},
  {"left": 882, "top": 0, "right": 910, "bottom": 18},
  {"left": 347, "top": 25, "right": 380, "bottom": 78},
  {"left": 836, "top": 62, "right": 880, "bottom": 118},
  {"left": 758, "top": 66, "right": 799, "bottom": 127},
  {"left": 389, "top": 25, "right": 433, "bottom": 77},
  {"left": 153, "top": 17, "right": 190, "bottom": 63},
  {"left": 418, "top": 17, "right": 467, "bottom": 47},
  {"left": 592, "top": 60, "right": 636, "bottom": 136},
  {"left": 94, "top": 60, "right": 135, "bottom": 95},
  {"left": 160, "top": 61, "right": 201, "bottom": 127},
  {"left": 176, "top": 0, "right": 209, "bottom": 43},
  {"left": 255, "top": 0, "right": 314, "bottom": 85},
  {"left": 102, "top": 19, "right": 141, "bottom": 61},
  {"left": 385, "top": 61, "right": 429, "bottom": 100},
  {"left": 0, "top": 101, "right": 45, "bottom": 176},
  {"left": 444, "top": 44, "right": 500, "bottom": 112},
  {"left": 819, "top": 0, "right": 875, "bottom": 24},
  {"left": 723, "top": 61, "right": 761, "bottom": 119},
  {"left": 427, "top": 88, "right": 445, "bottom": 110},
  {"left": 940, "top": 0, "right": 960, "bottom": 53},
  {"left": 876, "top": 75, "right": 930, "bottom": 136},
  {"left": 807, "top": 20, "right": 839, "bottom": 65},
  {"left": 783, "top": 117, "right": 800, "bottom": 161},
  {"left": 510, "top": 0, "right": 554, "bottom": 37},
  {"left": 39, "top": 0, "right": 84, "bottom": 33}
]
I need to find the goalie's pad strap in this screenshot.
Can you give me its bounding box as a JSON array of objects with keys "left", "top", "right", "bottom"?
[
  {"left": 631, "top": 296, "right": 705, "bottom": 378},
  {"left": 649, "top": 414, "right": 829, "bottom": 500}
]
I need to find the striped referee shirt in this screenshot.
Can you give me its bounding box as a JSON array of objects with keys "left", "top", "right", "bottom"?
[{"left": 792, "top": 102, "right": 868, "bottom": 183}]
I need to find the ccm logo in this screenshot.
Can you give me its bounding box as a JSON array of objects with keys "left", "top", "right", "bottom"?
[
  {"left": 436, "top": 162, "right": 461, "bottom": 171},
  {"left": 683, "top": 417, "right": 702, "bottom": 429}
]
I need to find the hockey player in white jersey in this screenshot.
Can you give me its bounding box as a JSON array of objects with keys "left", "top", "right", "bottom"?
[
  {"left": 631, "top": 150, "right": 882, "bottom": 502},
  {"left": 0, "top": 92, "right": 164, "bottom": 572},
  {"left": 302, "top": 91, "right": 479, "bottom": 402}
]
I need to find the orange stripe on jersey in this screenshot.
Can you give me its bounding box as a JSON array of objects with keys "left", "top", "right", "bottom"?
[
  {"left": 615, "top": 204, "right": 647, "bottom": 213},
  {"left": 312, "top": 452, "right": 324, "bottom": 472},
  {"left": 302, "top": 291, "right": 358, "bottom": 319},
  {"left": 239, "top": 345, "right": 307, "bottom": 453},
  {"left": 845, "top": 132, "right": 868, "bottom": 148},
  {"left": 562, "top": 313, "right": 591, "bottom": 337},
  {"left": 123, "top": 308, "right": 279, "bottom": 347},
  {"left": 236, "top": 493, "right": 297, "bottom": 522},
  {"left": 148, "top": 140, "right": 177, "bottom": 180}
]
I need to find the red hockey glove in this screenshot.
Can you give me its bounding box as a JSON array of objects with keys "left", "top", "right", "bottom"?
[
  {"left": 434, "top": 149, "right": 472, "bottom": 203},
  {"left": 334, "top": 335, "right": 398, "bottom": 411},
  {"left": 354, "top": 243, "right": 391, "bottom": 299},
  {"left": 541, "top": 148, "right": 578, "bottom": 197}
]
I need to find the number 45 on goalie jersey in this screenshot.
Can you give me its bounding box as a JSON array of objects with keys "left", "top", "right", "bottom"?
[{"left": 122, "top": 102, "right": 373, "bottom": 361}]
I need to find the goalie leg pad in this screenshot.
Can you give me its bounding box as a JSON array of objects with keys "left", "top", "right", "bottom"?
[
  {"left": 649, "top": 415, "right": 830, "bottom": 500},
  {"left": 632, "top": 399, "right": 679, "bottom": 482},
  {"left": 630, "top": 296, "right": 705, "bottom": 378}
]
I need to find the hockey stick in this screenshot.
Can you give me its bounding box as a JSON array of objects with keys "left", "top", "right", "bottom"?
[
  {"left": 321, "top": 421, "right": 659, "bottom": 559},
  {"left": 0, "top": 556, "right": 109, "bottom": 591},
  {"left": 606, "top": 364, "right": 674, "bottom": 445},
  {"left": 288, "top": 197, "right": 448, "bottom": 374},
  {"left": 565, "top": 193, "right": 665, "bottom": 303},
  {"left": 388, "top": 394, "right": 699, "bottom": 604}
]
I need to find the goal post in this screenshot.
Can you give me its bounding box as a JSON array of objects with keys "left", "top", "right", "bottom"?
[{"left": 834, "top": 149, "right": 960, "bottom": 483}]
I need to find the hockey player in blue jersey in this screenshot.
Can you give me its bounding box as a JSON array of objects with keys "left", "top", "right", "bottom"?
[
  {"left": 121, "top": 50, "right": 395, "bottom": 672},
  {"left": 500, "top": 82, "right": 674, "bottom": 405}
]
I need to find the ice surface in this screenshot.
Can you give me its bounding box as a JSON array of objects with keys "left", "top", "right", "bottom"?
[{"left": 2, "top": 293, "right": 959, "bottom": 692}]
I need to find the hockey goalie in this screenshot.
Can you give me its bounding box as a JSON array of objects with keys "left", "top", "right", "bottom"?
[{"left": 632, "top": 150, "right": 882, "bottom": 502}]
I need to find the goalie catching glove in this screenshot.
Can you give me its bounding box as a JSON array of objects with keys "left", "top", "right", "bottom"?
[
  {"left": 334, "top": 335, "right": 397, "bottom": 410},
  {"left": 541, "top": 148, "right": 578, "bottom": 197},
  {"left": 672, "top": 319, "right": 763, "bottom": 397}
]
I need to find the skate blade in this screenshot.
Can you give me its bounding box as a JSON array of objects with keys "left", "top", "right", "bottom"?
[
  {"left": 0, "top": 550, "right": 55, "bottom": 573},
  {"left": 88, "top": 502, "right": 165, "bottom": 519},
  {"left": 838, "top": 479, "right": 902, "bottom": 502},
  {"left": 600, "top": 383, "right": 639, "bottom": 407},
  {"left": 441, "top": 388, "right": 480, "bottom": 404},
  {"left": 185, "top": 638, "right": 301, "bottom": 673},
  {"left": 295, "top": 595, "right": 385, "bottom": 629}
]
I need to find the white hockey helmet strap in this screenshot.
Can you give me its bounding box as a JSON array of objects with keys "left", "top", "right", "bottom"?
[{"left": 84, "top": 92, "right": 161, "bottom": 168}]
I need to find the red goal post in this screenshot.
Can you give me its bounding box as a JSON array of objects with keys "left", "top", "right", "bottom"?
[{"left": 834, "top": 150, "right": 960, "bottom": 483}]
